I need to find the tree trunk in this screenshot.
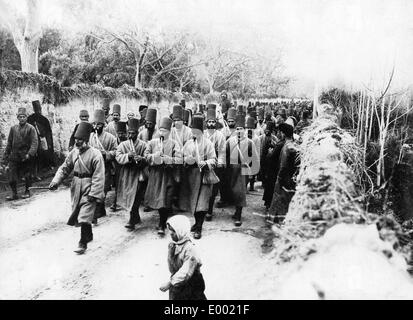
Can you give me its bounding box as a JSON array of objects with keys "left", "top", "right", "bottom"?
[
  {"left": 134, "top": 61, "right": 143, "bottom": 89},
  {"left": 17, "top": 38, "right": 40, "bottom": 73}
]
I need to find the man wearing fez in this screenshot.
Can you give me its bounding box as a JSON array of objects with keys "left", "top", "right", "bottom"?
[
  {"left": 138, "top": 105, "right": 148, "bottom": 130},
  {"left": 115, "top": 118, "right": 148, "bottom": 230},
  {"left": 246, "top": 114, "right": 261, "bottom": 192},
  {"left": 110, "top": 121, "right": 128, "bottom": 212},
  {"left": 204, "top": 107, "right": 226, "bottom": 222},
  {"left": 102, "top": 99, "right": 113, "bottom": 124},
  {"left": 138, "top": 108, "right": 159, "bottom": 142},
  {"left": 69, "top": 110, "right": 90, "bottom": 151},
  {"left": 170, "top": 105, "right": 192, "bottom": 208},
  {"left": 269, "top": 123, "right": 300, "bottom": 224},
  {"left": 27, "top": 100, "right": 54, "bottom": 180},
  {"left": 179, "top": 115, "right": 216, "bottom": 239},
  {"left": 49, "top": 122, "right": 105, "bottom": 254},
  {"left": 225, "top": 113, "right": 259, "bottom": 227},
  {"left": 3, "top": 107, "right": 38, "bottom": 200},
  {"left": 89, "top": 109, "right": 118, "bottom": 224},
  {"left": 180, "top": 99, "right": 186, "bottom": 109},
  {"left": 144, "top": 117, "right": 181, "bottom": 235},
  {"left": 105, "top": 104, "right": 121, "bottom": 137}
]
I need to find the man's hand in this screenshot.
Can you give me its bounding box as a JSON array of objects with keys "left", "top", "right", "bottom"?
[
  {"left": 184, "top": 155, "right": 196, "bottom": 165},
  {"left": 198, "top": 160, "right": 207, "bottom": 169},
  {"left": 49, "top": 181, "right": 58, "bottom": 190},
  {"left": 134, "top": 155, "right": 143, "bottom": 162},
  {"left": 87, "top": 195, "right": 97, "bottom": 203},
  {"left": 159, "top": 281, "right": 172, "bottom": 292}
]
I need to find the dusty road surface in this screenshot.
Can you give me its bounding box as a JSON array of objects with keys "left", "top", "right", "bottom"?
[{"left": 0, "top": 182, "right": 278, "bottom": 300}]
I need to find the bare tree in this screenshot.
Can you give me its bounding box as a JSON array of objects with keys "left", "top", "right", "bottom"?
[{"left": 0, "top": 0, "right": 42, "bottom": 73}]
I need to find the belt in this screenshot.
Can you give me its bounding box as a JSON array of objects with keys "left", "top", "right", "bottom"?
[{"left": 74, "top": 172, "right": 92, "bottom": 178}]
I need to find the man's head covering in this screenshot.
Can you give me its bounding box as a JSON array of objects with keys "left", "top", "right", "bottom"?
[
  {"left": 207, "top": 103, "right": 217, "bottom": 111},
  {"left": 180, "top": 99, "right": 186, "bottom": 109},
  {"left": 227, "top": 108, "right": 237, "bottom": 121},
  {"left": 206, "top": 108, "right": 216, "bottom": 121},
  {"left": 139, "top": 105, "right": 148, "bottom": 112},
  {"left": 74, "top": 122, "right": 93, "bottom": 142},
  {"left": 191, "top": 115, "right": 204, "bottom": 132},
  {"left": 32, "top": 100, "right": 42, "bottom": 113},
  {"left": 112, "top": 104, "right": 121, "bottom": 115},
  {"left": 167, "top": 215, "right": 191, "bottom": 244},
  {"left": 237, "top": 105, "right": 245, "bottom": 115},
  {"left": 145, "top": 108, "right": 157, "bottom": 123},
  {"left": 79, "top": 109, "right": 89, "bottom": 117},
  {"left": 116, "top": 121, "right": 127, "bottom": 133},
  {"left": 235, "top": 114, "right": 246, "bottom": 128},
  {"left": 17, "top": 107, "right": 27, "bottom": 116},
  {"left": 93, "top": 109, "right": 106, "bottom": 124},
  {"left": 140, "top": 108, "right": 147, "bottom": 120},
  {"left": 198, "top": 104, "right": 205, "bottom": 114},
  {"left": 279, "top": 123, "right": 294, "bottom": 138},
  {"left": 127, "top": 118, "right": 140, "bottom": 131},
  {"left": 160, "top": 117, "right": 173, "bottom": 131},
  {"left": 285, "top": 116, "right": 296, "bottom": 128},
  {"left": 172, "top": 105, "right": 183, "bottom": 121},
  {"left": 246, "top": 116, "right": 255, "bottom": 129}
]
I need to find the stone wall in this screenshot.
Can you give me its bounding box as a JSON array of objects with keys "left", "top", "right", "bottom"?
[{"left": 0, "top": 71, "right": 206, "bottom": 179}]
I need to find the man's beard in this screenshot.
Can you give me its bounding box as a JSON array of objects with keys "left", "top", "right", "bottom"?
[
  {"left": 96, "top": 127, "right": 104, "bottom": 135},
  {"left": 228, "top": 124, "right": 235, "bottom": 129},
  {"left": 206, "top": 124, "right": 216, "bottom": 130}
]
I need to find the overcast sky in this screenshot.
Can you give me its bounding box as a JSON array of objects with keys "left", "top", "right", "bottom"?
[{"left": 10, "top": 0, "right": 413, "bottom": 96}]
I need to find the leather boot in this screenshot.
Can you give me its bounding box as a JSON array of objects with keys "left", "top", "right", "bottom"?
[
  {"left": 193, "top": 212, "right": 206, "bottom": 239},
  {"left": 6, "top": 182, "right": 19, "bottom": 201},
  {"left": 206, "top": 198, "right": 214, "bottom": 221},
  {"left": 234, "top": 206, "right": 242, "bottom": 227},
  {"left": 75, "top": 224, "right": 89, "bottom": 254}
]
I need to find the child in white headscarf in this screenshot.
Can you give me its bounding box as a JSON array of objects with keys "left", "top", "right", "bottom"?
[{"left": 159, "top": 215, "right": 207, "bottom": 300}]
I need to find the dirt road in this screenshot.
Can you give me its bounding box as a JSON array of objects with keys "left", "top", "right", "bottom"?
[{"left": 0, "top": 183, "right": 278, "bottom": 300}]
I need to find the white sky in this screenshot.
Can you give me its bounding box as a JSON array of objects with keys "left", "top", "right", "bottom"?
[{"left": 7, "top": 0, "right": 413, "bottom": 96}]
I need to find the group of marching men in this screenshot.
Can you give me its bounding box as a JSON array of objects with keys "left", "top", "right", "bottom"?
[{"left": 4, "top": 95, "right": 312, "bottom": 254}]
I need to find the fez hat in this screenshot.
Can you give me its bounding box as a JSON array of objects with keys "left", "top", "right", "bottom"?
[
  {"left": 74, "top": 122, "right": 92, "bottom": 142},
  {"left": 249, "top": 110, "right": 257, "bottom": 119},
  {"left": 206, "top": 108, "right": 216, "bottom": 121},
  {"left": 128, "top": 118, "right": 140, "bottom": 131},
  {"left": 191, "top": 115, "right": 204, "bottom": 132},
  {"left": 246, "top": 116, "right": 256, "bottom": 129},
  {"left": 112, "top": 104, "right": 121, "bottom": 115},
  {"left": 102, "top": 98, "right": 111, "bottom": 110},
  {"left": 207, "top": 103, "right": 217, "bottom": 111},
  {"left": 279, "top": 123, "right": 294, "bottom": 137},
  {"left": 160, "top": 117, "right": 173, "bottom": 131},
  {"left": 17, "top": 107, "right": 27, "bottom": 116},
  {"left": 145, "top": 108, "right": 157, "bottom": 123},
  {"left": 139, "top": 105, "right": 148, "bottom": 112},
  {"left": 180, "top": 99, "right": 186, "bottom": 109},
  {"left": 183, "top": 109, "right": 191, "bottom": 122},
  {"left": 32, "top": 100, "right": 42, "bottom": 113},
  {"left": 79, "top": 109, "right": 89, "bottom": 117},
  {"left": 227, "top": 108, "right": 237, "bottom": 121},
  {"left": 93, "top": 109, "right": 106, "bottom": 124},
  {"left": 198, "top": 104, "right": 205, "bottom": 113},
  {"left": 221, "top": 100, "right": 231, "bottom": 114},
  {"left": 172, "top": 105, "right": 183, "bottom": 120},
  {"left": 266, "top": 121, "right": 275, "bottom": 132},
  {"left": 237, "top": 105, "right": 245, "bottom": 114},
  {"left": 117, "top": 121, "right": 127, "bottom": 132},
  {"left": 235, "top": 114, "right": 246, "bottom": 128},
  {"left": 258, "top": 108, "right": 265, "bottom": 120}
]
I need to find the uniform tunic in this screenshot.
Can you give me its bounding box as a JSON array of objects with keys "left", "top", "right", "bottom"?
[
  {"left": 51, "top": 146, "right": 105, "bottom": 225},
  {"left": 143, "top": 137, "right": 182, "bottom": 210},
  {"left": 115, "top": 139, "right": 148, "bottom": 212},
  {"left": 179, "top": 137, "right": 216, "bottom": 214},
  {"left": 138, "top": 128, "right": 159, "bottom": 142},
  {"left": 225, "top": 135, "right": 259, "bottom": 207},
  {"left": 89, "top": 131, "right": 118, "bottom": 192},
  {"left": 4, "top": 123, "right": 38, "bottom": 183},
  {"left": 270, "top": 140, "right": 300, "bottom": 218}
]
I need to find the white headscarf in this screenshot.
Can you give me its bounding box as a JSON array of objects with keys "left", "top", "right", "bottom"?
[{"left": 167, "top": 215, "right": 192, "bottom": 245}]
